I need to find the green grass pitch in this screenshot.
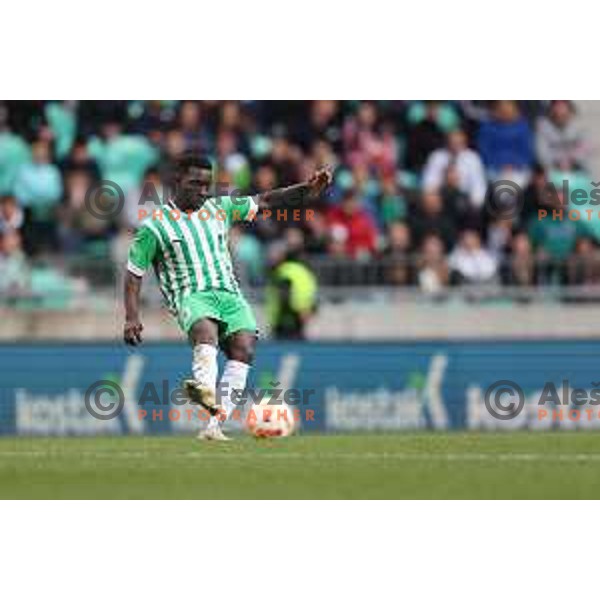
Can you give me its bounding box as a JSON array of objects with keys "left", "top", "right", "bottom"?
[{"left": 2, "top": 431, "right": 600, "bottom": 499}]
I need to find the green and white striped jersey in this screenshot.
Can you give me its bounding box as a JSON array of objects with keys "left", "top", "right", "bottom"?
[{"left": 127, "top": 195, "right": 258, "bottom": 313}]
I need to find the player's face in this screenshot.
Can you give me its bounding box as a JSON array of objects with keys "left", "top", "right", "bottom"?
[{"left": 178, "top": 166, "right": 213, "bottom": 206}]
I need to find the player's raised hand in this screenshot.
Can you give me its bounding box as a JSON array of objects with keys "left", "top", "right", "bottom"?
[
  {"left": 308, "top": 166, "right": 333, "bottom": 197},
  {"left": 124, "top": 320, "right": 144, "bottom": 346}
]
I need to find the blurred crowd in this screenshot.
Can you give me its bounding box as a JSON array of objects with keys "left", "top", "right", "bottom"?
[{"left": 0, "top": 100, "right": 598, "bottom": 306}]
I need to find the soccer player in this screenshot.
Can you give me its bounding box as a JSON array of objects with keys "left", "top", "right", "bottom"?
[{"left": 123, "top": 153, "right": 332, "bottom": 440}]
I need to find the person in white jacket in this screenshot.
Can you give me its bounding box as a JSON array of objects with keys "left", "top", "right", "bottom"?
[
  {"left": 422, "top": 130, "right": 488, "bottom": 208},
  {"left": 449, "top": 230, "right": 498, "bottom": 284}
]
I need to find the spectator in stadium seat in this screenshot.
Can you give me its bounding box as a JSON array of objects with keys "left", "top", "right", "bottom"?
[
  {"left": 422, "top": 129, "right": 488, "bottom": 208},
  {"left": 87, "top": 121, "right": 159, "bottom": 195},
  {"left": 326, "top": 190, "right": 379, "bottom": 258},
  {"left": 179, "top": 101, "right": 210, "bottom": 152},
  {"left": 503, "top": 232, "right": 535, "bottom": 286},
  {"left": 45, "top": 101, "right": 77, "bottom": 161},
  {"left": 304, "top": 209, "right": 330, "bottom": 254},
  {"left": 129, "top": 100, "right": 178, "bottom": 136},
  {"left": 449, "top": 229, "right": 498, "bottom": 284},
  {"left": 0, "top": 128, "right": 31, "bottom": 196},
  {"left": 527, "top": 191, "right": 580, "bottom": 284},
  {"left": 271, "top": 136, "right": 305, "bottom": 186},
  {"left": 536, "top": 101, "right": 590, "bottom": 172},
  {"left": 379, "top": 176, "right": 408, "bottom": 226},
  {"left": 216, "top": 128, "right": 251, "bottom": 190},
  {"left": 439, "top": 164, "right": 482, "bottom": 231},
  {"left": 253, "top": 164, "right": 283, "bottom": 241},
  {"left": 0, "top": 195, "right": 24, "bottom": 234},
  {"left": 567, "top": 237, "right": 600, "bottom": 285},
  {"left": 57, "top": 170, "right": 113, "bottom": 254},
  {"left": 382, "top": 221, "right": 413, "bottom": 285},
  {"left": 13, "top": 140, "right": 62, "bottom": 208},
  {"left": 521, "top": 166, "right": 551, "bottom": 224},
  {"left": 14, "top": 140, "right": 63, "bottom": 255},
  {"left": 342, "top": 101, "right": 381, "bottom": 169},
  {"left": 219, "top": 101, "right": 244, "bottom": 135},
  {"left": 409, "top": 190, "right": 456, "bottom": 250},
  {"left": 341, "top": 112, "right": 398, "bottom": 178},
  {"left": 375, "top": 121, "right": 400, "bottom": 177},
  {"left": 310, "top": 139, "right": 337, "bottom": 175},
  {"left": 163, "top": 128, "right": 187, "bottom": 162},
  {"left": 59, "top": 139, "right": 100, "bottom": 181},
  {"left": 486, "top": 218, "right": 514, "bottom": 262},
  {"left": 0, "top": 229, "right": 30, "bottom": 298},
  {"left": 406, "top": 101, "right": 461, "bottom": 132},
  {"left": 346, "top": 163, "right": 381, "bottom": 218},
  {"left": 477, "top": 101, "right": 534, "bottom": 186},
  {"left": 293, "top": 100, "right": 341, "bottom": 151},
  {"left": 417, "top": 233, "right": 450, "bottom": 295},
  {"left": 404, "top": 101, "right": 446, "bottom": 173}
]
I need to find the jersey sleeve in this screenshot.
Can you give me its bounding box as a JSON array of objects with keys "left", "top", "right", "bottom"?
[
  {"left": 127, "top": 225, "right": 159, "bottom": 276},
  {"left": 220, "top": 195, "right": 258, "bottom": 225}
]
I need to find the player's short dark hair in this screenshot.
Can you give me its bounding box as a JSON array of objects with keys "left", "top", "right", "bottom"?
[{"left": 172, "top": 152, "right": 213, "bottom": 176}]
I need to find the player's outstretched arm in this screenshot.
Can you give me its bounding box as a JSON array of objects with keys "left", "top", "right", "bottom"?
[
  {"left": 124, "top": 271, "right": 144, "bottom": 346},
  {"left": 257, "top": 166, "right": 332, "bottom": 207}
]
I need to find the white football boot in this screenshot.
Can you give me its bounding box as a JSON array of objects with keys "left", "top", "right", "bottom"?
[
  {"left": 197, "top": 427, "right": 230, "bottom": 442},
  {"left": 183, "top": 379, "right": 219, "bottom": 415}
]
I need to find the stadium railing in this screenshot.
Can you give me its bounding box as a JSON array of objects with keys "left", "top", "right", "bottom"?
[{"left": 3, "top": 253, "right": 600, "bottom": 309}]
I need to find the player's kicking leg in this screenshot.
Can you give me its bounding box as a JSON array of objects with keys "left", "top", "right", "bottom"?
[{"left": 200, "top": 330, "right": 256, "bottom": 441}]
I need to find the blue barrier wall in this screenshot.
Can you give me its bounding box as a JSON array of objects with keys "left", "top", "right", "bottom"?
[{"left": 1, "top": 340, "right": 600, "bottom": 435}]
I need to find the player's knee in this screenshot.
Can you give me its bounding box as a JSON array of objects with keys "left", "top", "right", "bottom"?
[
  {"left": 189, "top": 319, "right": 219, "bottom": 346},
  {"left": 227, "top": 336, "right": 256, "bottom": 365}
]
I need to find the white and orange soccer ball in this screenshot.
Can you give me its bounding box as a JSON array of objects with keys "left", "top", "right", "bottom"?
[{"left": 245, "top": 400, "right": 297, "bottom": 438}]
